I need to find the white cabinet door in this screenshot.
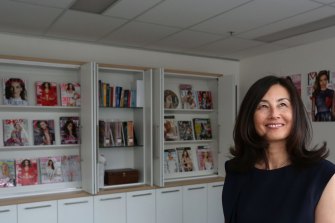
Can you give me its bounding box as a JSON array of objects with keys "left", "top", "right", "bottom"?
[
  {"left": 183, "top": 184, "right": 207, "bottom": 223},
  {"left": 156, "top": 187, "right": 182, "bottom": 223},
  {"left": 94, "top": 193, "right": 126, "bottom": 223},
  {"left": 127, "top": 189, "right": 155, "bottom": 223},
  {"left": 18, "top": 200, "right": 57, "bottom": 223},
  {"left": 58, "top": 196, "right": 93, "bottom": 223},
  {"left": 0, "top": 204, "right": 17, "bottom": 223},
  {"left": 207, "top": 182, "right": 225, "bottom": 223}
]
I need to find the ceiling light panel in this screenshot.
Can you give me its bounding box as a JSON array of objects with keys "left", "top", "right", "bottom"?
[{"left": 70, "top": 0, "right": 119, "bottom": 14}]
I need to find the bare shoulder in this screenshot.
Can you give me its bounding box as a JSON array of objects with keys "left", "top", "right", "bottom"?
[{"left": 315, "top": 174, "right": 335, "bottom": 223}]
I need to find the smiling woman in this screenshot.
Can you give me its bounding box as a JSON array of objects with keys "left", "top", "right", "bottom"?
[{"left": 222, "top": 75, "right": 335, "bottom": 223}]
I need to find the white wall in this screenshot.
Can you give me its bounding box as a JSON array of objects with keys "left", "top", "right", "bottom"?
[
  {"left": 0, "top": 33, "right": 239, "bottom": 75},
  {"left": 240, "top": 37, "right": 335, "bottom": 162}
]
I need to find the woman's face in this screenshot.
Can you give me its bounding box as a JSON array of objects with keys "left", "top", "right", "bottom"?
[
  {"left": 67, "top": 123, "right": 73, "bottom": 130},
  {"left": 319, "top": 74, "right": 329, "bottom": 90},
  {"left": 39, "top": 121, "right": 47, "bottom": 129},
  {"left": 14, "top": 123, "right": 22, "bottom": 130},
  {"left": 253, "top": 84, "right": 293, "bottom": 144},
  {"left": 11, "top": 81, "right": 22, "bottom": 97}
]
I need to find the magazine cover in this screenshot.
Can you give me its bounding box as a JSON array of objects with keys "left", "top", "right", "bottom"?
[
  {"left": 176, "top": 147, "right": 194, "bottom": 172},
  {"left": 61, "top": 155, "right": 81, "bottom": 182},
  {"left": 307, "top": 70, "right": 335, "bottom": 122},
  {"left": 177, "top": 120, "right": 194, "bottom": 140},
  {"left": 164, "top": 89, "right": 179, "bottom": 109},
  {"left": 60, "top": 82, "right": 81, "bottom": 107},
  {"left": 193, "top": 118, "right": 212, "bottom": 140},
  {"left": 286, "top": 73, "right": 301, "bottom": 96},
  {"left": 164, "top": 116, "right": 178, "bottom": 141},
  {"left": 3, "top": 77, "right": 28, "bottom": 106},
  {"left": 196, "top": 146, "right": 214, "bottom": 171},
  {"left": 60, "top": 117, "right": 80, "bottom": 144},
  {"left": 3, "top": 119, "right": 29, "bottom": 146},
  {"left": 180, "top": 84, "right": 198, "bottom": 109},
  {"left": 197, "top": 91, "right": 213, "bottom": 109},
  {"left": 164, "top": 148, "right": 179, "bottom": 174},
  {"left": 0, "top": 159, "right": 16, "bottom": 187},
  {"left": 39, "top": 156, "right": 63, "bottom": 184},
  {"left": 33, "top": 120, "right": 56, "bottom": 145},
  {"left": 16, "top": 158, "right": 39, "bottom": 186},
  {"left": 35, "top": 81, "right": 58, "bottom": 106}
]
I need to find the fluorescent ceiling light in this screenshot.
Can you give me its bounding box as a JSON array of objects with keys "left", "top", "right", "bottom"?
[
  {"left": 70, "top": 0, "right": 120, "bottom": 14},
  {"left": 254, "top": 14, "right": 335, "bottom": 43}
]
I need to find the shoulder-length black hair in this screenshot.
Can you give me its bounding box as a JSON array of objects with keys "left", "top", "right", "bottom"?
[{"left": 229, "top": 75, "right": 328, "bottom": 172}]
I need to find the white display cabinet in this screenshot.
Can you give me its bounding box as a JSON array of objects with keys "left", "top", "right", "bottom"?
[
  {"left": 153, "top": 69, "right": 234, "bottom": 186},
  {"left": 87, "top": 63, "right": 153, "bottom": 192},
  {"left": 0, "top": 57, "right": 95, "bottom": 198}
]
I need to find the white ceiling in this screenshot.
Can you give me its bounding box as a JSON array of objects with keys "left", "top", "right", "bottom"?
[{"left": 2, "top": 0, "right": 335, "bottom": 61}]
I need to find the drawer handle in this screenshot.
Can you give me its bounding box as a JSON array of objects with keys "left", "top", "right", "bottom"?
[
  {"left": 25, "top": 205, "right": 52, "bottom": 210},
  {"left": 161, "top": 189, "right": 180, "bottom": 194},
  {"left": 64, "top": 201, "right": 88, "bottom": 205},
  {"left": 0, "top": 209, "right": 10, "bottom": 213},
  {"left": 188, "top": 186, "right": 205, "bottom": 191},
  {"left": 132, "top": 192, "right": 152, "bottom": 197},
  {"left": 212, "top": 184, "right": 224, "bottom": 188},
  {"left": 100, "top": 197, "right": 122, "bottom": 201}
]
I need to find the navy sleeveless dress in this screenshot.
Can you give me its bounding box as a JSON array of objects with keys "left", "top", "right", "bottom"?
[{"left": 222, "top": 159, "right": 335, "bottom": 223}]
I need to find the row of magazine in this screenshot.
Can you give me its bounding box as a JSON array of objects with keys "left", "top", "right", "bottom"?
[
  {"left": 164, "top": 116, "right": 212, "bottom": 141},
  {"left": 99, "top": 120, "right": 135, "bottom": 147},
  {"left": 164, "top": 84, "right": 213, "bottom": 109},
  {"left": 2, "top": 78, "right": 80, "bottom": 106},
  {"left": 164, "top": 146, "right": 214, "bottom": 174},
  {"left": 2, "top": 117, "right": 80, "bottom": 147},
  {"left": 0, "top": 155, "right": 81, "bottom": 187}
]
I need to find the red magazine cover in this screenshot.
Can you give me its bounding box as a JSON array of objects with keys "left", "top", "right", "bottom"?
[
  {"left": 197, "top": 91, "right": 213, "bottom": 109},
  {"left": 60, "top": 82, "right": 81, "bottom": 107},
  {"left": 36, "top": 81, "right": 58, "bottom": 106},
  {"left": 16, "top": 158, "right": 39, "bottom": 186}
]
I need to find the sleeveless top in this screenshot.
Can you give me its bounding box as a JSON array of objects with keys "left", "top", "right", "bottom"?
[{"left": 222, "top": 159, "right": 335, "bottom": 223}]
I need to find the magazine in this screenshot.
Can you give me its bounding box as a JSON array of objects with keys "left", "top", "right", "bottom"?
[
  {"left": 164, "top": 89, "right": 179, "bottom": 109},
  {"left": 16, "top": 158, "right": 39, "bottom": 186},
  {"left": 164, "top": 116, "right": 178, "bottom": 141},
  {"left": 3, "top": 119, "right": 29, "bottom": 146},
  {"left": 0, "top": 159, "right": 16, "bottom": 187},
  {"left": 164, "top": 148, "right": 179, "bottom": 174},
  {"left": 193, "top": 118, "right": 212, "bottom": 140},
  {"left": 179, "top": 84, "right": 198, "bottom": 109},
  {"left": 60, "top": 82, "right": 81, "bottom": 106},
  {"left": 197, "top": 91, "right": 213, "bottom": 109},
  {"left": 60, "top": 117, "right": 80, "bottom": 144},
  {"left": 61, "top": 155, "right": 81, "bottom": 182},
  {"left": 3, "top": 77, "right": 29, "bottom": 105},
  {"left": 177, "top": 120, "right": 194, "bottom": 140},
  {"left": 33, "top": 120, "right": 56, "bottom": 145},
  {"left": 35, "top": 81, "right": 58, "bottom": 106},
  {"left": 39, "top": 156, "right": 63, "bottom": 184},
  {"left": 176, "top": 147, "right": 194, "bottom": 172},
  {"left": 196, "top": 146, "right": 214, "bottom": 170}
]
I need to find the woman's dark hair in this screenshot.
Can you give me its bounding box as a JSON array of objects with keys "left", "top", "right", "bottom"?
[
  {"left": 21, "top": 159, "right": 31, "bottom": 168},
  {"left": 229, "top": 75, "right": 328, "bottom": 172},
  {"left": 312, "top": 70, "right": 329, "bottom": 96},
  {"left": 67, "top": 83, "right": 75, "bottom": 91},
  {"left": 5, "top": 78, "right": 27, "bottom": 100},
  {"left": 63, "top": 119, "right": 77, "bottom": 138}
]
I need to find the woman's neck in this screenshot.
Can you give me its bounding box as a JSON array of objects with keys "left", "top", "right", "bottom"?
[{"left": 255, "top": 142, "right": 291, "bottom": 170}]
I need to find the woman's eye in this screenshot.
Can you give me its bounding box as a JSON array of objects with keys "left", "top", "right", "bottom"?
[{"left": 257, "top": 104, "right": 268, "bottom": 109}]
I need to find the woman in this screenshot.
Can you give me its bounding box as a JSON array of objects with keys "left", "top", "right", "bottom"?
[
  {"left": 5, "top": 122, "right": 24, "bottom": 146},
  {"left": 39, "top": 82, "right": 57, "bottom": 106},
  {"left": 222, "top": 76, "right": 335, "bottom": 223},
  {"left": 34, "top": 120, "right": 55, "bottom": 145},
  {"left": 180, "top": 148, "right": 193, "bottom": 172},
  {"left": 61, "top": 119, "right": 78, "bottom": 144},
  {"left": 19, "top": 159, "right": 37, "bottom": 186},
  {"left": 4, "top": 78, "right": 28, "bottom": 105},
  {"left": 311, "top": 70, "right": 335, "bottom": 121}
]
